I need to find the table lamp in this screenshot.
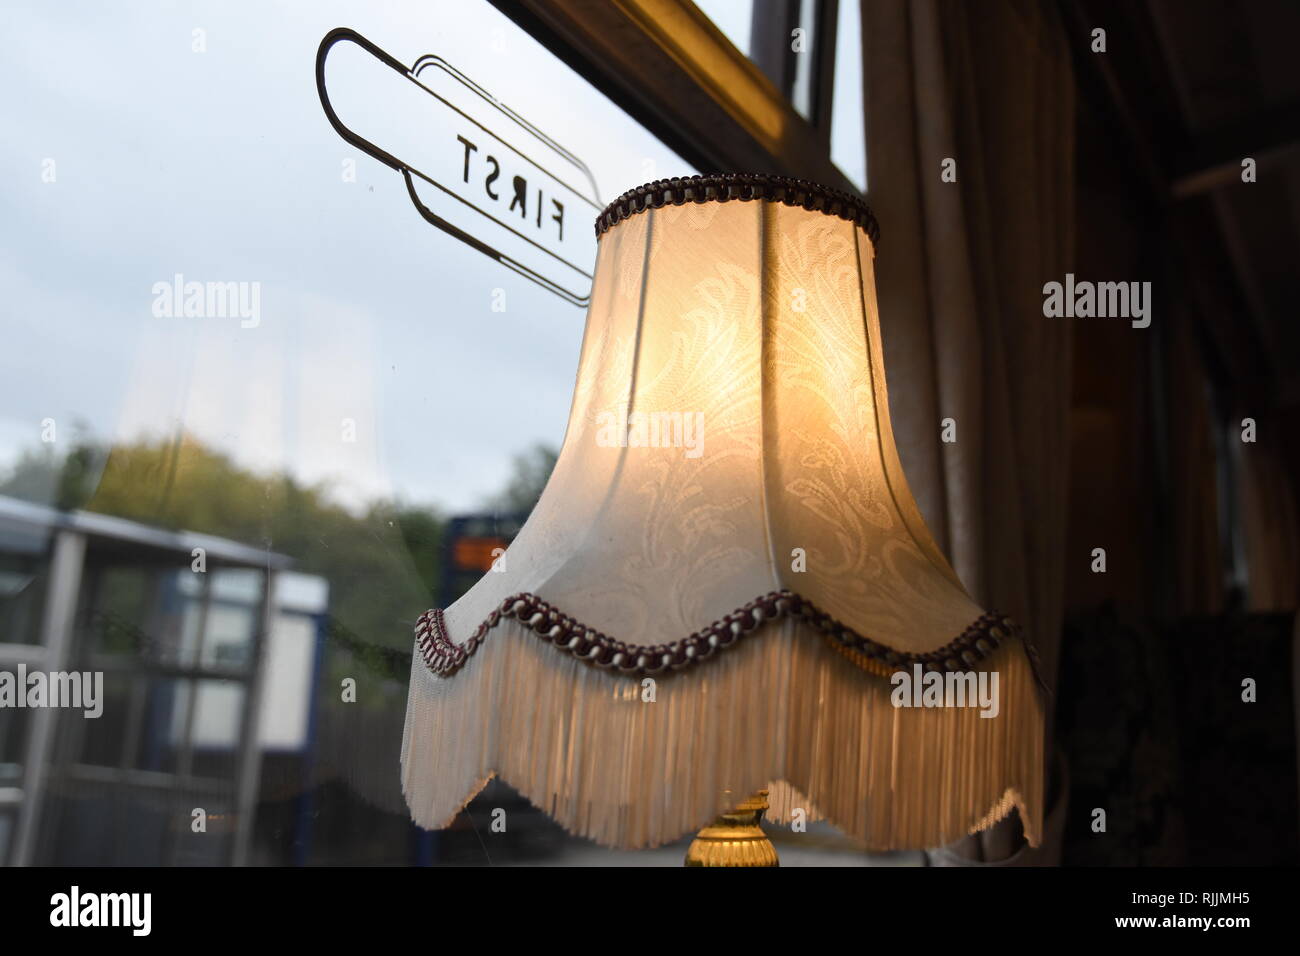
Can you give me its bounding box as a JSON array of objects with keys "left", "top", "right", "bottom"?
[{"left": 401, "top": 173, "right": 1045, "bottom": 863}]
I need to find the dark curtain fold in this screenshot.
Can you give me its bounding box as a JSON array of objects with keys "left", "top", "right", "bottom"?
[
  {"left": 861, "top": 0, "right": 1076, "bottom": 862},
  {"left": 1241, "top": 417, "right": 1300, "bottom": 612}
]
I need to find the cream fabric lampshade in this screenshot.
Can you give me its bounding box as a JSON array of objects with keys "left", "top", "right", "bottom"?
[{"left": 402, "top": 174, "right": 1045, "bottom": 851}]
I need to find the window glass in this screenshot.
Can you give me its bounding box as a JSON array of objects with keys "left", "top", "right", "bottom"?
[
  {"left": 188, "top": 679, "right": 246, "bottom": 778},
  {"left": 0, "top": 707, "right": 28, "bottom": 781},
  {"left": 0, "top": 810, "right": 12, "bottom": 865},
  {"left": 789, "top": 0, "right": 819, "bottom": 119},
  {"left": 0, "top": 0, "right": 699, "bottom": 866},
  {"left": 696, "top": 0, "right": 869, "bottom": 190},
  {"left": 199, "top": 604, "right": 258, "bottom": 671},
  {"left": 209, "top": 569, "right": 263, "bottom": 606},
  {"left": 831, "top": 0, "right": 867, "bottom": 191},
  {"left": 0, "top": 0, "right": 692, "bottom": 524},
  {"left": 75, "top": 673, "right": 131, "bottom": 768},
  {"left": 136, "top": 677, "right": 193, "bottom": 774},
  {"left": 694, "top": 0, "right": 755, "bottom": 55},
  {"left": 695, "top": 0, "right": 819, "bottom": 123},
  {"left": 0, "top": 0, "right": 886, "bottom": 869},
  {"left": 0, "top": 540, "right": 52, "bottom": 646},
  {"left": 82, "top": 566, "right": 156, "bottom": 658}
]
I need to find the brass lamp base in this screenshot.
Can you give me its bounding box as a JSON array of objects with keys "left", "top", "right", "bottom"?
[{"left": 683, "top": 790, "right": 779, "bottom": 867}]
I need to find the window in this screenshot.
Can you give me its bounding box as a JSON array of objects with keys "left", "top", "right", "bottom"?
[
  {"left": 692, "top": 0, "right": 866, "bottom": 190},
  {"left": 694, "top": 0, "right": 756, "bottom": 56},
  {"left": 0, "top": 0, "right": 875, "bottom": 866},
  {"left": 831, "top": 0, "right": 867, "bottom": 190}
]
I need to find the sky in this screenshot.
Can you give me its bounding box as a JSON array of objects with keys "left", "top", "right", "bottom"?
[
  {"left": 0, "top": 0, "right": 864, "bottom": 515},
  {"left": 0, "top": 0, "right": 694, "bottom": 514}
]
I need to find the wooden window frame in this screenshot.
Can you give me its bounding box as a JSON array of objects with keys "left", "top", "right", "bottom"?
[{"left": 491, "top": 0, "right": 857, "bottom": 193}]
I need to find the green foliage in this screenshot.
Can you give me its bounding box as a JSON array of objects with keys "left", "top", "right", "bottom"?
[
  {"left": 0, "top": 433, "right": 556, "bottom": 693},
  {"left": 0, "top": 434, "right": 441, "bottom": 660},
  {"left": 482, "top": 442, "right": 557, "bottom": 514}
]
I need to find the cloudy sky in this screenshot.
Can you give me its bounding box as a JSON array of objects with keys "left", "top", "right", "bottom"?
[{"left": 0, "top": 0, "right": 695, "bottom": 514}]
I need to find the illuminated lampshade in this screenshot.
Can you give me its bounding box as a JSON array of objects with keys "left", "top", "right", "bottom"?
[{"left": 402, "top": 174, "right": 1045, "bottom": 851}]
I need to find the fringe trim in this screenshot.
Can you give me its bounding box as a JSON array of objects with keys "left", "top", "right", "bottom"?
[
  {"left": 414, "top": 590, "right": 1050, "bottom": 697},
  {"left": 401, "top": 613, "right": 1044, "bottom": 851}
]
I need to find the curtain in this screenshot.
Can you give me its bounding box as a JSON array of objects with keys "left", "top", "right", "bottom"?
[
  {"left": 860, "top": 0, "right": 1076, "bottom": 862},
  {"left": 1241, "top": 418, "right": 1300, "bottom": 612},
  {"left": 1167, "top": 313, "right": 1226, "bottom": 615}
]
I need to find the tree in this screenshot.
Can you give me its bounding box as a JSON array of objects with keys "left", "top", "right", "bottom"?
[{"left": 482, "top": 442, "right": 557, "bottom": 513}]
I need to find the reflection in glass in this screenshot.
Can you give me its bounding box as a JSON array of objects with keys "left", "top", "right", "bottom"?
[
  {"left": 0, "top": 706, "right": 28, "bottom": 781},
  {"left": 0, "top": 544, "right": 51, "bottom": 646},
  {"left": 76, "top": 673, "right": 131, "bottom": 769}
]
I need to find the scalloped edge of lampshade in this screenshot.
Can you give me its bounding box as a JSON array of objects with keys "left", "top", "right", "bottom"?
[
  {"left": 400, "top": 612, "right": 1044, "bottom": 852},
  {"left": 412, "top": 589, "right": 1048, "bottom": 690}
]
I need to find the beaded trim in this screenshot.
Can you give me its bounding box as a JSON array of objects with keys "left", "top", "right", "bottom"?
[
  {"left": 414, "top": 590, "right": 1048, "bottom": 692},
  {"left": 594, "top": 174, "right": 880, "bottom": 245}
]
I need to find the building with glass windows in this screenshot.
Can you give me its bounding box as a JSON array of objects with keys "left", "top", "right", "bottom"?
[{"left": 0, "top": 495, "right": 327, "bottom": 865}]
